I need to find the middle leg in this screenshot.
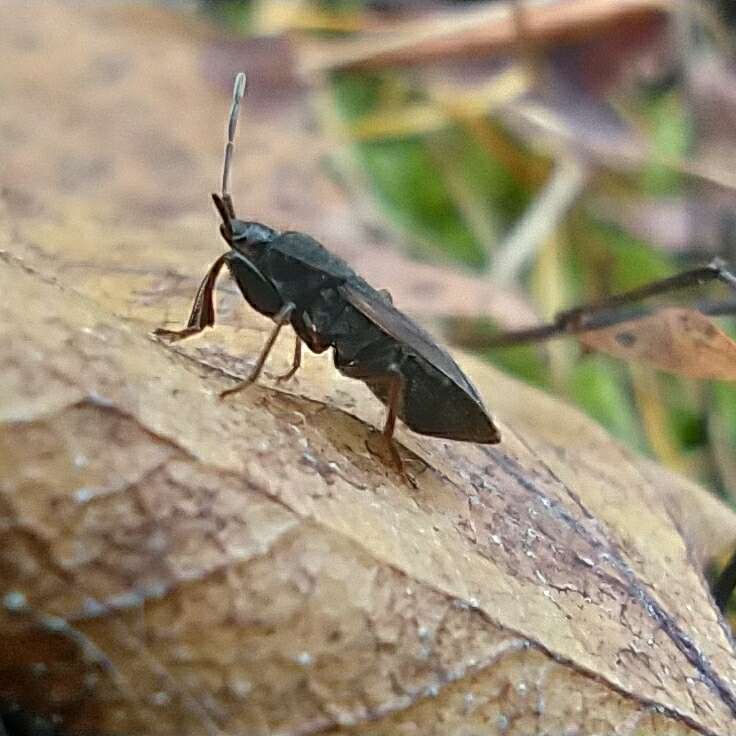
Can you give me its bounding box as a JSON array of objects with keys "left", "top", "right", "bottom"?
[
  {"left": 220, "top": 302, "right": 295, "bottom": 399},
  {"left": 275, "top": 336, "right": 302, "bottom": 383}
]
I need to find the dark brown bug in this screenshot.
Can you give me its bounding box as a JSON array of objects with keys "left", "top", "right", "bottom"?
[{"left": 155, "top": 73, "right": 500, "bottom": 473}]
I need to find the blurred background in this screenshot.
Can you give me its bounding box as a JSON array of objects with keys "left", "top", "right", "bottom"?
[{"left": 194, "top": 0, "right": 736, "bottom": 506}]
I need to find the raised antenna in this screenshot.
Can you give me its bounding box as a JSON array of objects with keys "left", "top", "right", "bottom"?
[{"left": 221, "top": 72, "right": 247, "bottom": 209}]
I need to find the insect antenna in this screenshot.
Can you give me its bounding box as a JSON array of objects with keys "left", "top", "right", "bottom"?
[{"left": 216, "top": 71, "right": 247, "bottom": 230}]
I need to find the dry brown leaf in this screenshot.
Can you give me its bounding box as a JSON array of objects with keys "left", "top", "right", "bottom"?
[
  {"left": 4, "top": 222, "right": 736, "bottom": 735},
  {"left": 578, "top": 307, "right": 736, "bottom": 380},
  {"left": 3, "top": 2, "right": 736, "bottom": 735}
]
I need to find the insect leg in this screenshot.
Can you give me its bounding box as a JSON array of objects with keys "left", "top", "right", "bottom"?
[
  {"left": 154, "top": 254, "right": 228, "bottom": 342},
  {"left": 275, "top": 336, "right": 302, "bottom": 383},
  {"left": 380, "top": 371, "right": 406, "bottom": 474},
  {"left": 339, "top": 356, "right": 406, "bottom": 474},
  {"left": 220, "top": 302, "right": 295, "bottom": 399}
]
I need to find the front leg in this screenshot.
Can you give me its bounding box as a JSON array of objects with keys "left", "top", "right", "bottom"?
[{"left": 154, "top": 254, "right": 228, "bottom": 341}]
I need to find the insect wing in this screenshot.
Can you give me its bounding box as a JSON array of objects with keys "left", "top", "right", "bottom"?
[{"left": 338, "top": 279, "right": 485, "bottom": 406}]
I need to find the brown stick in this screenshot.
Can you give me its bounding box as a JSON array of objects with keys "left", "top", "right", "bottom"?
[{"left": 466, "top": 259, "right": 736, "bottom": 349}]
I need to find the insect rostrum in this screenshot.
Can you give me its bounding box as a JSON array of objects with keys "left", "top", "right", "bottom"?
[{"left": 155, "top": 73, "right": 500, "bottom": 473}]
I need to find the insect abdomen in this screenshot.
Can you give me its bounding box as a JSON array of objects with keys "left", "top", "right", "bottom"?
[
  {"left": 304, "top": 287, "right": 499, "bottom": 444},
  {"left": 331, "top": 310, "right": 497, "bottom": 443},
  {"left": 392, "top": 355, "right": 499, "bottom": 443}
]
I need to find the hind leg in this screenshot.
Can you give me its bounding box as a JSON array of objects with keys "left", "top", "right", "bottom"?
[
  {"left": 378, "top": 371, "right": 405, "bottom": 474},
  {"left": 338, "top": 351, "right": 407, "bottom": 476}
]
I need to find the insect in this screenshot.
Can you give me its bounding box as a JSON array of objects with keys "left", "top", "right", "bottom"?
[{"left": 155, "top": 73, "right": 500, "bottom": 473}]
